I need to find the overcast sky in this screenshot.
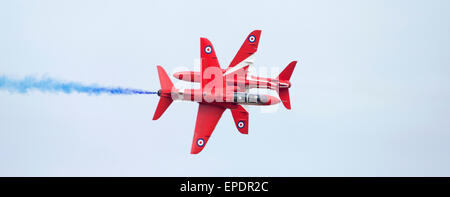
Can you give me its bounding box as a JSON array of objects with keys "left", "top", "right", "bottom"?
[{"left": 1, "top": 0, "right": 449, "bottom": 176}]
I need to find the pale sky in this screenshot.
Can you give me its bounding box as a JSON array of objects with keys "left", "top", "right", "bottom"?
[{"left": 0, "top": 0, "right": 449, "bottom": 176}]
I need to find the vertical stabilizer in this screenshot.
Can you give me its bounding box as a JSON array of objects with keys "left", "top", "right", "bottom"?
[{"left": 153, "top": 66, "right": 175, "bottom": 120}]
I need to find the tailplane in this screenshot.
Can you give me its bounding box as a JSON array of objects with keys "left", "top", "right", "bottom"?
[
  {"left": 278, "top": 88, "right": 291, "bottom": 109},
  {"left": 153, "top": 66, "right": 175, "bottom": 120},
  {"left": 276, "top": 61, "right": 297, "bottom": 110},
  {"left": 277, "top": 61, "right": 296, "bottom": 81}
]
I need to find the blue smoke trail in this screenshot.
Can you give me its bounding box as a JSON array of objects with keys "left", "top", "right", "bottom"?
[{"left": 0, "top": 75, "right": 157, "bottom": 95}]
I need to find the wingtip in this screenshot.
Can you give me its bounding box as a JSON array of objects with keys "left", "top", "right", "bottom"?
[
  {"left": 190, "top": 150, "right": 200, "bottom": 154},
  {"left": 190, "top": 147, "right": 202, "bottom": 154},
  {"left": 252, "top": 29, "right": 262, "bottom": 33},
  {"left": 200, "top": 37, "right": 210, "bottom": 42}
]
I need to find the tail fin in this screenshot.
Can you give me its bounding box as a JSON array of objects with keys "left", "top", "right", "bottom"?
[
  {"left": 278, "top": 89, "right": 291, "bottom": 110},
  {"left": 152, "top": 96, "right": 173, "bottom": 120},
  {"left": 276, "top": 61, "right": 297, "bottom": 110},
  {"left": 153, "top": 66, "right": 174, "bottom": 120},
  {"left": 277, "top": 61, "right": 297, "bottom": 81},
  {"left": 157, "top": 65, "right": 174, "bottom": 91}
]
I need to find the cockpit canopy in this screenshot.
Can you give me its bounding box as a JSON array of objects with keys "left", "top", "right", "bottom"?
[{"left": 233, "top": 92, "right": 268, "bottom": 104}]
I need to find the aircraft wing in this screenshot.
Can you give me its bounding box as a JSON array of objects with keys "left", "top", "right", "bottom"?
[
  {"left": 230, "top": 104, "right": 249, "bottom": 134},
  {"left": 190, "top": 103, "right": 226, "bottom": 154},
  {"left": 224, "top": 30, "right": 261, "bottom": 76},
  {"left": 201, "top": 37, "right": 225, "bottom": 97},
  {"left": 200, "top": 37, "right": 222, "bottom": 88}
]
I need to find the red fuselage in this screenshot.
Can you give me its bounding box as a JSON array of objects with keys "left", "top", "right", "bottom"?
[
  {"left": 158, "top": 88, "right": 280, "bottom": 107},
  {"left": 173, "top": 71, "right": 291, "bottom": 91}
]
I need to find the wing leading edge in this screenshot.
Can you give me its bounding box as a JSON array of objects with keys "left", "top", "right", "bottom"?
[
  {"left": 225, "top": 30, "right": 261, "bottom": 75},
  {"left": 191, "top": 103, "right": 226, "bottom": 154}
]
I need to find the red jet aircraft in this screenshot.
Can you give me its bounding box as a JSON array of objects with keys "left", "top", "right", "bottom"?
[
  {"left": 173, "top": 30, "right": 297, "bottom": 109},
  {"left": 153, "top": 37, "right": 283, "bottom": 154}
]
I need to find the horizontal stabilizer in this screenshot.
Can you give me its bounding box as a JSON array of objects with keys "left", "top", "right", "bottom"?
[
  {"left": 152, "top": 97, "right": 173, "bottom": 120},
  {"left": 157, "top": 65, "right": 174, "bottom": 91},
  {"left": 153, "top": 66, "right": 175, "bottom": 120},
  {"left": 277, "top": 61, "right": 297, "bottom": 81},
  {"left": 278, "top": 88, "right": 291, "bottom": 110}
]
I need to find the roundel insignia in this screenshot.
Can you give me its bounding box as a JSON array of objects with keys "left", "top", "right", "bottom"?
[
  {"left": 197, "top": 138, "right": 205, "bottom": 147},
  {"left": 204, "top": 45, "right": 212, "bottom": 54},
  {"left": 237, "top": 121, "right": 245, "bottom": 129},
  {"left": 248, "top": 35, "right": 256, "bottom": 43}
]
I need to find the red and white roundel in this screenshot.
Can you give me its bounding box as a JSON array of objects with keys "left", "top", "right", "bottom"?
[
  {"left": 248, "top": 35, "right": 256, "bottom": 43},
  {"left": 197, "top": 138, "right": 205, "bottom": 147},
  {"left": 204, "top": 45, "right": 212, "bottom": 54},
  {"left": 237, "top": 121, "right": 245, "bottom": 128}
]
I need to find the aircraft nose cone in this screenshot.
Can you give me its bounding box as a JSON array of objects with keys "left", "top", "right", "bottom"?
[
  {"left": 173, "top": 72, "right": 183, "bottom": 79},
  {"left": 266, "top": 95, "right": 281, "bottom": 105}
]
